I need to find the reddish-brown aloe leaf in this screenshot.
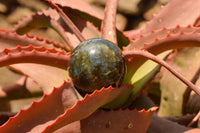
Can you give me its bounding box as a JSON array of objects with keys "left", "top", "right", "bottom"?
[
  {"left": 158, "top": 48, "right": 200, "bottom": 116},
  {"left": 123, "top": 0, "right": 200, "bottom": 100},
  {"left": 0, "top": 30, "right": 66, "bottom": 50},
  {"left": 125, "top": 25, "right": 200, "bottom": 50},
  {"left": 6, "top": 0, "right": 128, "bottom": 93},
  {"left": 81, "top": 109, "right": 156, "bottom": 133},
  {"left": 10, "top": 64, "right": 69, "bottom": 94},
  {"left": 51, "top": 0, "right": 102, "bottom": 19},
  {"left": 45, "top": 0, "right": 102, "bottom": 47},
  {"left": 125, "top": 29, "right": 200, "bottom": 82},
  {"left": 51, "top": 0, "right": 130, "bottom": 48},
  {"left": 142, "top": 0, "right": 200, "bottom": 33},
  {"left": 101, "top": 0, "right": 118, "bottom": 44},
  {"left": 12, "top": 8, "right": 73, "bottom": 50},
  {"left": 43, "top": 0, "right": 86, "bottom": 43},
  {"left": 0, "top": 45, "right": 69, "bottom": 69},
  {"left": 1, "top": 47, "right": 69, "bottom": 93},
  {"left": 0, "top": 31, "right": 71, "bottom": 93},
  {"left": 125, "top": 0, "right": 200, "bottom": 39},
  {"left": 80, "top": 93, "right": 157, "bottom": 133},
  {"left": 123, "top": 30, "right": 200, "bottom": 98},
  {"left": 142, "top": 30, "right": 200, "bottom": 54},
  {"left": 62, "top": 8, "right": 100, "bottom": 46},
  {"left": 53, "top": 121, "right": 81, "bottom": 133},
  {"left": 0, "top": 79, "right": 79, "bottom": 133},
  {"left": 0, "top": 45, "right": 70, "bottom": 93},
  {"left": 0, "top": 17, "right": 72, "bottom": 93},
  {"left": 1, "top": 47, "right": 70, "bottom": 93},
  {"left": 13, "top": 5, "right": 100, "bottom": 48},
  {"left": 42, "top": 84, "right": 133, "bottom": 133}
]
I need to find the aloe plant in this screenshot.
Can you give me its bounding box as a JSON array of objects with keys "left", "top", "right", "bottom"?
[{"left": 0, "top": 0, "right": 200, "bottom": 132}]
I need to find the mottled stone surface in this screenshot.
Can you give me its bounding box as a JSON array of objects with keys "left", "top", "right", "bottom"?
[{"left": 68, "top": 38, "right": 126, "bottom": 92}]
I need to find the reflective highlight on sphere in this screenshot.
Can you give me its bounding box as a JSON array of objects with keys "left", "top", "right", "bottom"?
[{"left": 68, "top": 38, "right": 126, "bottom": 93}]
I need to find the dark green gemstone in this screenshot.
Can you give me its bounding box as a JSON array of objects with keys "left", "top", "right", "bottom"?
[{"left": 68, "top": 38, "right": 126, "bottom": 93}]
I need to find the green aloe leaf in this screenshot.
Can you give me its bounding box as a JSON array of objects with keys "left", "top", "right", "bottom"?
[{"left": 125, "top": 51, "right": 170, "bottom": 101}]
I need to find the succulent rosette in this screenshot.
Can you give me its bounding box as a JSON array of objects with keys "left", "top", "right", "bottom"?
[{"left": 0, "top": 0, "right": 199, "bottom": 132}]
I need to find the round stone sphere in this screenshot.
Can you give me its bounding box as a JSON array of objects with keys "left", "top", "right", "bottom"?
[{"left": 68, "top": 38, "right": 126, "bottom": 93}]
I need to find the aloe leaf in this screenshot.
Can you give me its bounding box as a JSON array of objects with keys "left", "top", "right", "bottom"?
[
  {"left": 124, "top": 27, "right": 200, "bottom": 98},
  {"left": 12, "top": 8, "right": 73, "bottom": 50},
  {"left": 124, "top": 29, "right": 200, "bottom": 99},
  {"left": 125, "top": 0, "right": 200, "bottom": 39},
  {"left": 80, "top": 93, "right": 157, "bottom": 133},
  {"left": 0, "top": 45, "right": 70, "bottom": 93},
  {"left": 0, "top": 80, "right": 79, "bottom": 133},
  {"left": 0, "top": 30, "right": 66, "bottom": 50},
  {"left": 81, "top": 108, "right": 156, "bottom": 133},
  {"left": 10, "top": 64, "right": 69, "bottom": 94},
  {"left": 51, "top": 0, "right": 102, "bottom": 19},
  {"left": 158, "top": 48, "right": 200, "bottom": 116},
  {"left": 52, "top": 0, "right": 130, "bottom": 48},
  {"left": 125, "top": 51, "right": 170, "bottom": 100},
  {"left": 13, "top": 7, "right": 100, "bottom": 48},
  {"left": 63, "top": 8, "right": 100, "bottom": 43},
  {"left": 126, "top": 25, "right": 200, "bottom": 50},
  {"left": 0, "top": 31, "right": 70, "bottom": 93},
  {"left": 42, "top": 84, "right": 133, "bottom": 133},
  {"left": 101, "top": 0, "right": 118, "bottom": 44},
  {"left": 141, "top": 0, "right": 200, "bottom": 33},
  {"left": 0, "top": 45, "right": 69, "bottom": 69},
  {"left": 44, "top": 0, "right": 86, "bottom": 43}
]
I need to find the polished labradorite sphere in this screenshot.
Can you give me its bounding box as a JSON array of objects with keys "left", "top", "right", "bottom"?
[{"left": 68, "top": 38, "right": 126, "bottom": 93}]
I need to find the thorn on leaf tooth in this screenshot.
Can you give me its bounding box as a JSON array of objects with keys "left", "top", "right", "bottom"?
[
  {"left": 151, "top": 29, "right": 155, "bottom": 33},
  {"left": 26, "top": 34, "right": 34, "bottom": 38},
  {"left": 3, "top": 48, "right": 10, "bottom": 54},
  {"left": 187, "top": 24, "right": 192, "bottom": 28},
  {"left": 154, "top": 37, "right": 159, "bottom": 41},
  {"left": 36, "top": 36, "right": 44, "bottom": 41},
  {"left": 176, "top": 24, "right": 180, "bottom": 28},
  {"left": 166, "top": 33, "right": 171, "bottom": 37},
  {"left": 162, "top": 26, "right": 167, "bottom": 30},
  {"left": 179, "top": 30, "right": 184, "bottom": 34}
]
